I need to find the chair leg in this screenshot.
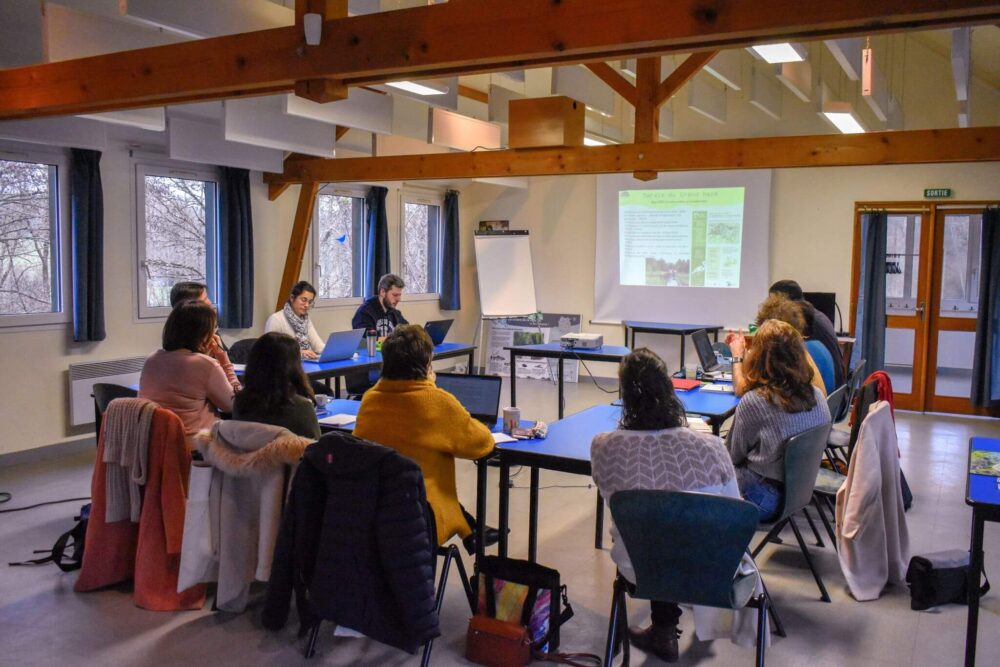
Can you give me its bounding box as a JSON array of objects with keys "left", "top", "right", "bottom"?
[
  {"left": 801, "top": 507, "right": 825, "bottom": 548},
  {"left": 449, "top": 545, "right": 477, "bottom": 614},
  {"left": 604, "top": 576, "right": 623, "bottom": 667},
  {"left": 751, "top": 519, "right": 787, "bottom": 558},
  {"left": 304, "top": 622, "right": 321, "bottom": 658},
  {"left": 755, "top": 595, "right": 768, "bottom": 667},
  {"left": 617, "top": 584, "right": 630, "bottom": 667},
  {"left": 788, "top": 520, "right": 831, "bottom": 602},
  {"left": 757, "top": 575, "right": 786, "bottom": 638},
  {"left": 422, "top": 545, "right": 459, "bottom": 667},
  {"left": 813, "top": 496, "right": 837, "bottom": 551}
]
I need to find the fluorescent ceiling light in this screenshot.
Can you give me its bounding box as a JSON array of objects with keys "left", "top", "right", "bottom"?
[
  {"left": 750, "top": 42, "right": 807, "bottom": 64},
  {"left": 822, "top": 102, "right": 866, "bottom": 134},
  {"left": 385, "top": 80, "right": 449, "bottom": 96},
  {"left": 583, "top": 136, "right": 608, "bottom": 146}
]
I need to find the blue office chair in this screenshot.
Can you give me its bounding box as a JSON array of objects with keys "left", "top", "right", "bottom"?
[
  {"left": 751, "top": 422, "right": 834, "bottom": 602},
  {"left": 605, "top": 490, "right": 770, "bottom": 666}
]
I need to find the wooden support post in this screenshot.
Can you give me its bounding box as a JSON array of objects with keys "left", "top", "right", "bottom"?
[
  {"left": 585, "top": 62, "right": 637, "bottom": 106},
  {"left": 335, "top": 125, "right": 349, "bottom": 141},
  {"left": 633, "top": 57, "right": 660, "bottom": 181},
  {"left": 276, "top": 182, "right": 320, "bottom": 312},
  {"left": 268, "top": 181, "right": 292, "bottom": 201},
  {"left": 655, "top": 51, "right": 719, "bottom": 109},
  {"left": 295, "top": 0, "right": 349, "bottom": 103}
]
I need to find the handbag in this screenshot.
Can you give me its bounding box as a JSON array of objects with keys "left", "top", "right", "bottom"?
[
  {"left": 466, "top": 614, "right": 532, "bottom": 667},
  {"left": 905, "top": 549, "right": 990, "bottom": 611}
]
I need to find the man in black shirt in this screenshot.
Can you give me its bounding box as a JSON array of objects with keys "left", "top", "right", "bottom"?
[
  {"left": 347, "top": 274, "right": 409, "bottom": 395},
  {"left": 769, "top": 279, "right": 846, "bottom": 388}
]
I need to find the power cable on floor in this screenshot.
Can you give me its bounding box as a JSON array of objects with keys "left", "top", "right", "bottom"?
[
  {"left": 0, "top": 492, "right": 11, "bottom": 505},
  {"left": 0, "top": 496, "right": 90, "bottom": 514}
]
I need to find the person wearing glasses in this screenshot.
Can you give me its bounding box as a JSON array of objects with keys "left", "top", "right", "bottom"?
[
  {"left": 264, "top": 281, "right": 325, "bottom": 361},
  {"left": 169, "top": 281, "right": 240, "bottom": 391}
]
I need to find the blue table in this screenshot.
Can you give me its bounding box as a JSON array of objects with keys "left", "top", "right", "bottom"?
[
  {"left": 965, "top": 436, "right": 1000, "bottom": 666},
  {"left": 623, "top": 320, "right": 724, "bottom": 371},
  {"left": 302, "top": 342, "right": 476, "bottom": 397},
  {"left": 505, "top": 342, "right": 630, "bottom": 419}
]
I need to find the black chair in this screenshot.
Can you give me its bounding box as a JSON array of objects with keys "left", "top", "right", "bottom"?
[
  {"left": 227, "top": 337, "right": 257, "bottom": 364},
  {"left": 751, "top": 422, "right": 834, "bottom": 602},
  {"left": 605, "top": 490, "right": 771, "bottom": 666},
  {"left": 92, "top": 383, "right": 138, "bottom": 441}
]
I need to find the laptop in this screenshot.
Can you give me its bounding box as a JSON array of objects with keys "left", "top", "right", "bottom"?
[
  {"left": 312, "top": 328, "right": 367, "bottom": 363},
  {"left": 424, "top": 318, "right": 454, "bottom": 345},
  {"left": 435, "top": 372, "right": 502, "bottom": 427},
  {"left": 692, "top": 328, "right": 732, "bottom": 377}
]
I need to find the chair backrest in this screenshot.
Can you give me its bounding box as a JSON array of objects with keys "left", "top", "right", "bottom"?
[
  {"left": 845, "top": 358, "right": 867, "bottom": 406},
  {"left": 93, "top": 383, "right": 138, "bottom": 439},
  {"left": 826, "top": 384, "right": 848, "bottom": 423},
  {"left": 778, "top": 422, "right": 833, "bottom": 521},
  {"left": 608, "top": 490, "right": 758, "bottom": 609},
  {"left": 227, "top": 337, "right": 257, "bottom": 364}
]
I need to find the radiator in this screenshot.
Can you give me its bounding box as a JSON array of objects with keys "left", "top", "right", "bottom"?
[{"left": 68, "top": 356, "right": 147, "bottom": 426}]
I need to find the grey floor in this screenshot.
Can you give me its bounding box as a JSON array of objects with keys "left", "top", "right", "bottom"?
[{"left": 2, "top": 376, "right": 1000, "bottom": 666}]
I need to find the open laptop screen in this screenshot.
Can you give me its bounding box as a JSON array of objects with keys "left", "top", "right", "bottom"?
[
  {"left": 435, "top": 372, "right": 502, "bottom": 425},
  {"left": 691, "top": 329, "right": 721, "bottom": 373}
]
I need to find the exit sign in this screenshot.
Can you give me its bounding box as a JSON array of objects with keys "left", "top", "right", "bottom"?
[{"left": 924, "top": 188, "right": 952, "bottom": 199}]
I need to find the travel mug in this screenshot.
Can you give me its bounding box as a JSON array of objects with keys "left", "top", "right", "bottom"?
[
  {"left": 366, "top": 330, "right": 377, "bottom": 356},
  {"left": 503, "top": 406, "right": 521, "bottom": 434}
]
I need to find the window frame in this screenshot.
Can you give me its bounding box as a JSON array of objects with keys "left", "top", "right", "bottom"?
[
  {"left": 0, "top": 143, "right": 71, "bottom": 330},
  {"left": 133, "top": 159, "right": 221, "bottom": 320},
  {"left": 311, "top": 184, "right": 368, "bottom": 309},
  {"left": 399, "top": 187, "right": 445, "bottom": 300}
]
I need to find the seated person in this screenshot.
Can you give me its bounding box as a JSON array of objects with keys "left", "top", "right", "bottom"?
[
  {"left": 170, "top": 281, "right": 240, "bottom": 391},
  {"left": 348, "top": 273, "right": 409, "bottom": 395},
  {"left": 591, "top": 348, "right": 739, "bottom": 663},
  {"left": 232, "top": 332, "right": 321, "bottom": 440},
  {"left": 727, "top": 294, "right": 829, "bottom": 398},
  {"left": 353, "top": 325, "right": 494, "bottom": 550},
  {"left": 139, "top": 301, "right": 235, "bottom": 444},
  {"left": 725, "top": 320, "right": 831, "bottom": 521},
  {"left": 264, "top": 281, "right": 324, "bottom": 360},
  {"left": 759, "top": 293, "right": 835, "bottom": 394},
  {"left": 769, "top": 279, "right": 846, "bottom": 388}
]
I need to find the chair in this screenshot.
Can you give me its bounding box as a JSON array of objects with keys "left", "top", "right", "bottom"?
[
  {"left": 751, "top": 422, "right": 834, "bottom": 602},
  {"left": 226, "top": 337, "right": 257, "bottom": 364},
  {"left": 822, "top": 385, "right": 849, "bottom": 467},
  {"left": 605, "top": 490, "right": 770, "bottom": 666},
  {"left": 304, "top": 503, "right": 476, "bottom": 667},
  {"left": 92, "top": 383, "right": 138, "bottom": 441}
]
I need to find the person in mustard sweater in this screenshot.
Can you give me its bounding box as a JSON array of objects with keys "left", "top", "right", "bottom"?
[{"left": 354, "top": 324, "right": 495, "bottom": 549}]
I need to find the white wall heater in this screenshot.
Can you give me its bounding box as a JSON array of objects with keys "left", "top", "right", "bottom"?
[{"left": 68, "top": 356, "right": 147, "bottom": 426}]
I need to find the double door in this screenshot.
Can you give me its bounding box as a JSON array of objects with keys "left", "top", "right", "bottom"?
[{"left": 853, "top": 202, "right": 996, "bottom": 415}]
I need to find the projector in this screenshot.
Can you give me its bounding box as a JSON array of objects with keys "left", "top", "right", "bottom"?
[{"left": 561, "top": 333, "right": 604, "bottom": 349}]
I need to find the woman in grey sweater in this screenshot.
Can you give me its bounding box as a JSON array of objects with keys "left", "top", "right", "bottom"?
[
  {"left": 592, "top": 348, "right": 738, "bottom": 663},
  {"left": 725, "top": 319, "right": 830, "bottom": 521}
]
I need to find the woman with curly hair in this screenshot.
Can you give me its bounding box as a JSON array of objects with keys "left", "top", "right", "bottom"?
[
  {"left": 591, "top": 348, "right": 739, "bottom": 662},
  {"left": 725, "top": 319, "right": 831, "bottom": 521}
]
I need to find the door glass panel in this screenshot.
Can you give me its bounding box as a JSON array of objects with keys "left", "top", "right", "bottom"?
[
  {"left": 886, "top": 214, "right": 921, "bottom": 315},
  {"left": 934, "top": 330, "right": 976, "bottom": 398},
  {"left": 939, "top": 213, "right": 981, "bottom": 318},
  {"left": 884, "top": 327, "right": 915, "bottom": 394}
]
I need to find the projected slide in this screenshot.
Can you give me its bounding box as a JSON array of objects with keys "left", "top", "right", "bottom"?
[{"left": 618, "top": 187, "right": 746, "bottom": 288}]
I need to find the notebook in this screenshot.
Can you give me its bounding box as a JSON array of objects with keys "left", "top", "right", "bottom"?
[
  {"left": 435, "top": 372, "right": 502, "bottom": 426},
  {"left": 671, "top": 378, "right": 702, "bottom": 391}
]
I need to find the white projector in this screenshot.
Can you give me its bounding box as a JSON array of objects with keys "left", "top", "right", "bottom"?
[{"left": 560, "top": 333, "right": 604, "bottom": 349}]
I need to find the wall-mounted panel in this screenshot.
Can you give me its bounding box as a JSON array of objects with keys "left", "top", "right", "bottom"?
[
  {"left": 0, "top": 117, "right": 107, "bottom": 151},
  {"left": 169, "top": 114, "right": 284, "bottom": 172},
  {"left": 225, "top": 95, "right": 336, "bottom": 157},
  {"left": 285, "top": 88, "right": 393, "bottom": 135}
]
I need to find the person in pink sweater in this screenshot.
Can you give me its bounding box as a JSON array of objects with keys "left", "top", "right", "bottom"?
[
  {"left": 139, "top": 301, "right": 235, "bottom": 444},
  {"left": 169, "top": 281, "right": 241, "bottom": 391}
]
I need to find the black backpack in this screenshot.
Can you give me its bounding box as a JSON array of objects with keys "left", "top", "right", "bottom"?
[{"left": 9, "top": 504, "right": 90, "bottom": 572}]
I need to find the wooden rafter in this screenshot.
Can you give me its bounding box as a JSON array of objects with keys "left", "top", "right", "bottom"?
[
  {"left": 276, "top": 182, "right": 320, "bottom": 313},
  {"left": 263, "top": 127, "right": 1000, "bottom": 184},
  {"left": 458, "top": 84, "right": 489, "bottom": 104},
  {"left": 584, "top": 63, "right": 637, "bottom": 106},
  {"left": 655, "top": 51, "right": 719, "bottom": 108},
  {"left": 335, "top": 125, "right": 350, "bottom": 141},
  {"left": 1, "top": 0, "right": 998, "bottom": 120},
  {"left": 633, "top": 57, "right": 661, "bottom": 181},
  {"left": 294, "top": 0, "right": 349, "bottom": 103}
]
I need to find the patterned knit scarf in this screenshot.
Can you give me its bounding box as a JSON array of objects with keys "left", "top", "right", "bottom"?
[
  {"left": 102, "top": 397, "right": 157, "bottom": 523},
  {"left": 283, "top": 302, "right": 311, "bottom": 350}
]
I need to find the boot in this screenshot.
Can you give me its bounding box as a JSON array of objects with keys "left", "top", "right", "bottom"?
[{"left": 628, "top": 623, "right": 681, "bottom": 663}]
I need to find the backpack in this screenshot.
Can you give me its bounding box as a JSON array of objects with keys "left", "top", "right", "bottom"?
[{"left": 9, "top": 504, "right": 90, "bottom": 572}]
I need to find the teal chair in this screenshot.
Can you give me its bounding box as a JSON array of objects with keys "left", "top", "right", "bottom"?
[
  {"left": 605, "top": 490, "right": 770, "bottom": 666},
  {"left": 751, "top": 422, "right": 834, "bottom": 602}
]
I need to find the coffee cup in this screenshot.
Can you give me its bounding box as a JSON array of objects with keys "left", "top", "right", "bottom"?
[
  {"left": 502, "top": 407, "right": 521, "bottom": 434},
  {"left": 315, "top": 393, "right": 331, "bottom": 409}
]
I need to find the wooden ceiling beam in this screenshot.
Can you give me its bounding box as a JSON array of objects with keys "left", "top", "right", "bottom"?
[
  {"left": 2, "top": 0, "right": 999, "bottom": 120},
  {"left": 655, "top": 50, "right": 719, "bottom": 108},
  {"left": 294, "top": 0, "right": 349, "bottom": 103},
  {"left": 263, "top": 127, "right": 1000, "bottom": 184},
  {"left": 585, "top": 62, "right": 637, "bottom": 106},
  {"left": 458, "top": 84, "right": 489, "bottom": 104}
]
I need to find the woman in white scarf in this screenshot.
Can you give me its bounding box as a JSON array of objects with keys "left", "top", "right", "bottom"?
[{"left": 264, "top": 281, "right": 325, "bottom": 360}]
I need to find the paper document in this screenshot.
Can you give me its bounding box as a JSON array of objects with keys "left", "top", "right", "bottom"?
[
  {"left": 492, "top": 432, "right": 517, "bottom": 444},
  {"left": 700, "top": 383, "right": 734, "bottom": 393},
  {"left": 319, "top": 413, "right": 356, "bottom": 426}
]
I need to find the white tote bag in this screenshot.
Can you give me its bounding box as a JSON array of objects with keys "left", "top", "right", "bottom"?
[{"left": 177, "top": 463, "right": 217, "bottom": 592}]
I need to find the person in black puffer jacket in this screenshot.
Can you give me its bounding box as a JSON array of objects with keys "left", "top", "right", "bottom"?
[{"left": 262, "top": 430, "right": 440, "bottom": 654}]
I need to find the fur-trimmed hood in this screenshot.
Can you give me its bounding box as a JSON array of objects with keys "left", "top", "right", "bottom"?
[{"left": 193, "top": 421, "right": 312, "bottom": 477}]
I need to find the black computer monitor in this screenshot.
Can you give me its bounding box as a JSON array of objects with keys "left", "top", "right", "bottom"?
[{"left": 803, "top": 292, "right": 837, "bottom": 326}]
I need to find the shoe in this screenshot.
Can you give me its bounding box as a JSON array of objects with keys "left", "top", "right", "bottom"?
[
  {"left": 628, "top": 623, "right": 680, "bottom": 663},
  {"left": 462, "top": 526, "right": 502, "bottom": 555}
]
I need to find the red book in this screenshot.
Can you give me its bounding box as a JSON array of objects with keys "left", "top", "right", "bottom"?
[{"left": 671, "top": 378, "right": 702, "bottom": 391}]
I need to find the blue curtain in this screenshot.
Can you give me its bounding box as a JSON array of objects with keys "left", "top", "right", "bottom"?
[
  {"left": 365, "top": 186, "right": 390, "bottom": 294},
  {"left": 972, "top": 208, "right": 1000, "bottom": 407},
  {"left": 851, "top": 211, "right": 887, "bottom": 372},
  {"left": 218, "top": 167, "right": 254, "bottom": 329},
  {"left": 70, "top": 148, "right": 105, "bottom": 342},
  {"left": 439, "top": 190, "right": 461, "bottom": 310}
]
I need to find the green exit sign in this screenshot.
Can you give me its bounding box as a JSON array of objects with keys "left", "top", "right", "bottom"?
[{"left": 924, "top": 188, "right": 952, "bottom": 199}]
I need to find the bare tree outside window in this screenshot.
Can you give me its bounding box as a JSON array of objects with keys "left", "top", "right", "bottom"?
[
  {"left": 316, "top": 194, "right": 361, "bottom": 299},
  {"left": 0, "top": 159, "right": 56, "bottom": 315},
  {"left": 402, "top": 201, "right": 441, "bottom": 294},
  {"left": 142, "top": 175, "right": 212, "bottom": 308}
]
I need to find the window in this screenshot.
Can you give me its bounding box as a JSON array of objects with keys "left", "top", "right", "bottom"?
[
  {"left": 885, "top": 214, "right": 921, "bottom": 314},
  {"left": 0, "top": 150, "right": 69, "bottom": 327},
  {"left": 135, "top": 163, "right": 219, "bottom": 318},
  {"left": 940, "top": 213, "right": 982, "bottom": 316},
  {"left": 401, "top": 193, "right": 442, "bottom": 295},
  {"left": 313, "top": 189, "right": 366, "bottom": 303}
]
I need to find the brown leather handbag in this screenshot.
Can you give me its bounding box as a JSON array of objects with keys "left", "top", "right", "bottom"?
[{"left": 466, "top": 613, "right": 532, "bottom": 667}]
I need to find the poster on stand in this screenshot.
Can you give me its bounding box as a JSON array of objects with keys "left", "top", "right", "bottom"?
[{"left": 486, "top": 313, "right": 581, "bottom": 381}]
